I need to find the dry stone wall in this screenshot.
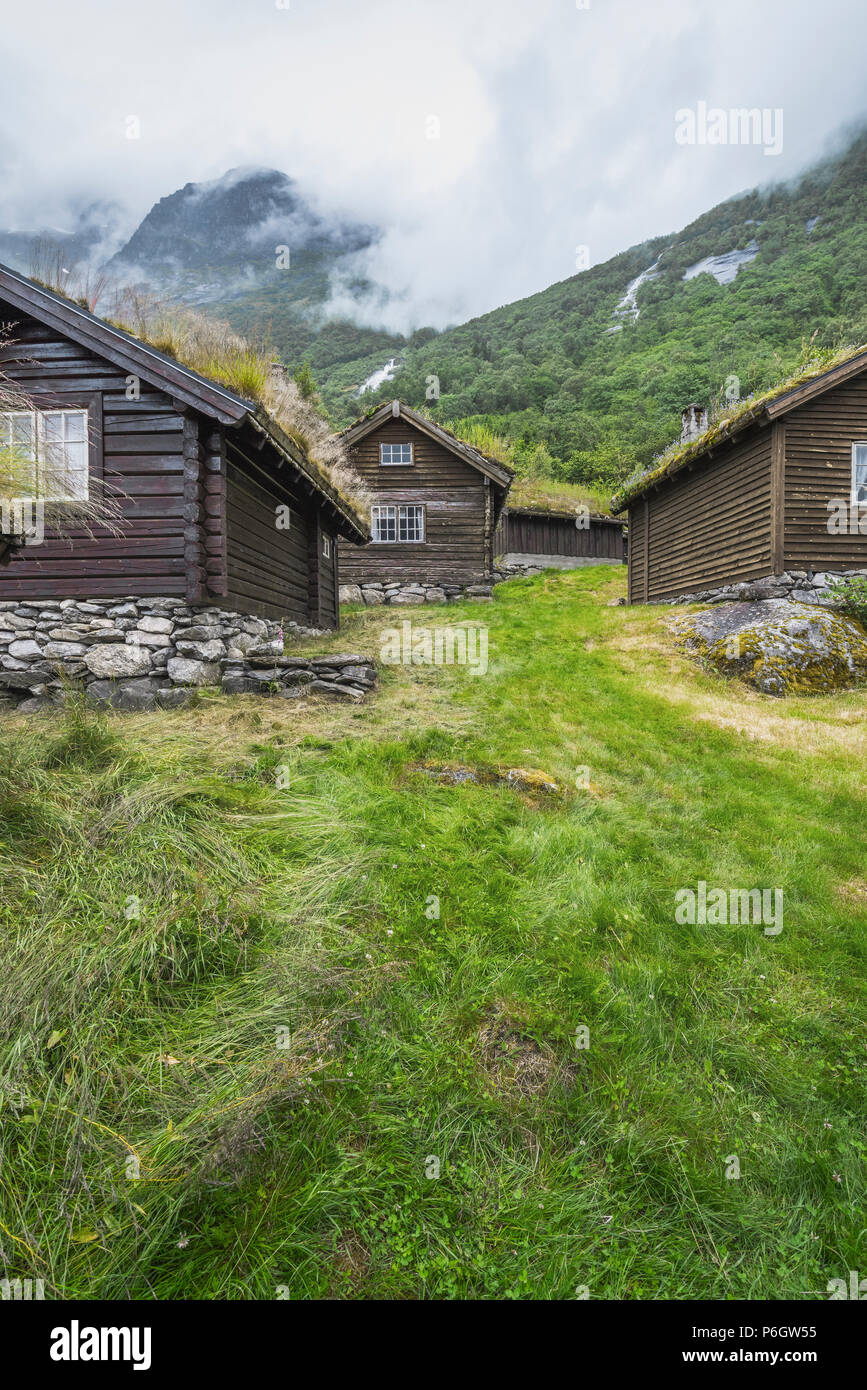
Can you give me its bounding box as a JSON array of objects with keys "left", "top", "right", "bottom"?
[{"left": 0, "top": 597, "right": 377, "bottom": 712}]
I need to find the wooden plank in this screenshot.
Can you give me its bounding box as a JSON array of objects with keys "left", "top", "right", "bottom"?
[{"left": 770, "top": 420, "right": 786, "bottom": 575}]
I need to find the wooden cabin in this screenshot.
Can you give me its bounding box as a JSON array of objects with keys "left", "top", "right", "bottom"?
[
  {"left": 494, "top": 505, "right": 625, "bottom": 568},
  {"left": 338, "top": 400, "right": 512, "bottom": 586},
  {"left": 612, "top": 350, "right": 867, "bottom": 603},
  {"left": 0, "top": 265, "right": 367, "bottom": 625}
]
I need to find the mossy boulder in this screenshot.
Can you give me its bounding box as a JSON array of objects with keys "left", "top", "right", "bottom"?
[{"left": 671, "top": 600, "right": 867, "bottom": 695}]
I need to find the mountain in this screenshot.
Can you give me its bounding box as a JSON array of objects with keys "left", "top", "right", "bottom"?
[
  {"left": 0, "top": 168, "right": 404, "bottom": 376},
  {"left": 0, "top": 200, "right": 127, "bottom": 278},
  {"left": 322, "top": 128, "right": 867, "bottom": 493},
  {"left": 106, "top": 167, "right": 405, "bottom": 371}
]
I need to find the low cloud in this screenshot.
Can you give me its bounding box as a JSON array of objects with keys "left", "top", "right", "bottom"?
[{"left": 1, "top": 0, "right": 865, "bottom": 332}]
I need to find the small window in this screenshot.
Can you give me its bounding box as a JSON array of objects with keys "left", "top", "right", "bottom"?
[
  {"left": 322, "top": 534, "right": 331, "bottom": 559},
  {"left": 1, "top": 408, "right": 89, "bottom": 501},
  {"left": 371, "top": 504, "right": 424, "bottom": 543},
  {"left": 852, "top": 443, "right": 867, "bottom": 508},
  {"left": 380, "top": 442, "right": 413, "bottom": 466}
]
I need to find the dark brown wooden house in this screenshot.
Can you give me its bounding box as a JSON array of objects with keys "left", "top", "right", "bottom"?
[
  {"left": 0, "top": 263, "right": 368, "bottom": 625},
  {"left": 612, "top": 349, "right": 867, "bottom": 603},
  {"left": 338, "top": 400, "right": 512, "bottom": 585},
  {"left": 494, "top": 505, "right": 625, "bottom": 568}
]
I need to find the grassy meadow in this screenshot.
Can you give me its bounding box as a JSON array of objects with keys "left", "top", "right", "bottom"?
[{"left": 1, "top": 567, "right": 865, "bottom": 1300}]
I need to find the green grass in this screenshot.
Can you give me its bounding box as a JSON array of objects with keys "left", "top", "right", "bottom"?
[{"left": 1, "top": 569, "right": 865, "bottom": 1300}]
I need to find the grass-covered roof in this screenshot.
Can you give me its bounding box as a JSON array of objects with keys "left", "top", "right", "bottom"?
[{"left": 611, "top": 343, "right": 867, "bottom": 514}]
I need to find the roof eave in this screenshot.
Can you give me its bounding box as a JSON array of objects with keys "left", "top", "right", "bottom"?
[{"left": 248, "top": 407, "right": 370, "bottom": 544}]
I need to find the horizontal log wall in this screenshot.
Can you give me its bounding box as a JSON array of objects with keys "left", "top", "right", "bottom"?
[
  {"left": 339, "top": 417, "right": 490, "bottom": 584},
  {"left": 224, "top": 435, "right": 314, "bottom": 623},
  {"left": 0, "top": 307, "right": 190, "bottom": 599},
  {"left": 783, "top": 372, "right": 867, "bottom": 570}
]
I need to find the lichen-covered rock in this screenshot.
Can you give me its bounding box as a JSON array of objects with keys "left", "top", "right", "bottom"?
[{"left": 671, "top": 600, "right": 867, "bottom": 695}]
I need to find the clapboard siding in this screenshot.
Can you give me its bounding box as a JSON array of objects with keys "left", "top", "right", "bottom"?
[
  {"left": 495, "top": 509, "right": 624, "bottom": 560},
  {"left": 783, "top": 373, "right": 867, "bottom": 570},
  {"left": 339, "top": 416, "right": 493, "bottom": 584},
  {"left": 627, "top": 504, "right": 646, "bottom": 603},
  {"left": 628, "top": 428, "right": 773, "bottom": 602}
]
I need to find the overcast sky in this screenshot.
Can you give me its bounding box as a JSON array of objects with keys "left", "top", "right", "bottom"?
[{"left": 2, "top": 0, "right": 865, "bottom": 331}]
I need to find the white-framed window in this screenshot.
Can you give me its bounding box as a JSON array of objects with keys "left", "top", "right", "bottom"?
[
  {"left": 852, "top": 442, "right": 867, "bottom": 508},
  {"left": 1, "top": 408, "right": 89, "bottom": 501},
  {"left": 380, "top": 442, "right": 413, "bottom": 466},
  {"left": 322, "top": 534, "right": 331, "bottom": 558},
  {"left": 371, "top": 504, "right": 425, "bottom": 543}
]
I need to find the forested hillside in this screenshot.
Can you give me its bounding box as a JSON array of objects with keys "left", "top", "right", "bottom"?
[{"left": 318, "top": 129, "right": 867, "bottom": 495}]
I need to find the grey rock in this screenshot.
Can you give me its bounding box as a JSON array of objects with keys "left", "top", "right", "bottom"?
[
  {"left": 309, "top": 679, "right": 365, "bottom": 700},
  {"left": 156, "top": 687, "right": 193, "bottom": 709},
  {"left": 136, "top": 614, "right": 174, "bottom": 634},
  {"left": 127, "top": 630, "right": 177, "bottom": 649},
  {"left": 9, "top": 639, "right": 45, "bottom": 659},
  {"left": 671, "top": 599, "right": 867, "bottom": 696},
  {"left": 338, "top": 584, "right": 363, "bottom": 604},
  {"left": 0, "top": 669, "right": 45, "bottom": 689},
  {"left": 84, "top": 644, "right": 153, "bottom": 679},
  {"left": 175, "top": 638, "right": 227, "bottom": 661},
  {"left": 106, "top": 602, "right": 139, "bottom": 618},
  {"left": 43, "top": 641, "right": 86, "bottom": 659},
  {"left": 16, "top": 696, "right": 54, "bottom": 713},
  {"left": 221, "top": 676, "right": 262, "bottom": 695},
  {"left": 166, "top": 656, "right": 220, "bottom": 686},
  {"left": 360, "top": 589, "right": 386, "bottom": 605},
  {"left": 81, "top": 629, "right": 126, "bottom": 645}
]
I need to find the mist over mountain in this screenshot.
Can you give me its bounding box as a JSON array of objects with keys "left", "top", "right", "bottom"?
[
  {"left": 0, "top": 129, "right": 864, "bottom": 495},
  {"left": 331, "top": 126, "right": 867, "bottom": 490}
]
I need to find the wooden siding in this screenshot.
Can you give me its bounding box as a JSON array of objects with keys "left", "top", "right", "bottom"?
[
  {"left": 627, "top": 502, "right": 646, "bottom": 603},
  {"left": 495, "top": 509, "right": 624, "bottom": 561},
  {"left": 0, "top": 305, "right": 190, "bottom": 599},
  {"left": 339, "top": 417, "right": 491, "bottom": 584},
  {"left": 783, "top": 371, "right": 867, "bottom": 570},
  {"left": 0, "top": 303, "right": 345, "bottom": 625},
  {"left": 224, "top": 437, "right": 314, "bottom": 623},
  {"left": 627, "top": 428, "right": 773, "bottom": 602}
]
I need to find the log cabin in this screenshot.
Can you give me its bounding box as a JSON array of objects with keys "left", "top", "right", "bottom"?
[
  {"left": 611, "top": 348, "right": 867, "bottom": 603},
  {"left": 0, "top": 263, "right": 368, "bottom": 626},
  {"left": 337, "top": 400, "right": 512, "bottom": 586},
  {"left": 494, "top": 504, "right": 625, "bottom": 569}
]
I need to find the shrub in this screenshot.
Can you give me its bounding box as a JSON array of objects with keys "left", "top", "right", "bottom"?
[{"left": 828, "top": 574, "right": 867, "bottom": 627}]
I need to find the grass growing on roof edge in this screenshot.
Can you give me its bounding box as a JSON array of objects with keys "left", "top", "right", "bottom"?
[{"left": 0, "top": 568, "right": 865, "bottom": 1300}]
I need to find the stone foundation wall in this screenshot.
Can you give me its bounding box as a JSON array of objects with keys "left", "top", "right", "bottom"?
[
  {"left": 339, "top": 579, "right": 496, "bottom": 606},
  {"left": 649, "top": 568, "right": 867, "bottom": 608},
  {"left": 0, "top": 596, "right": 376, "bottom": 712}
]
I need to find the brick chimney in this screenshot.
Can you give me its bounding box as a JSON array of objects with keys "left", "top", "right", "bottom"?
[{"left": 681, "top": 403, "right": 708, "bottom": 443}]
